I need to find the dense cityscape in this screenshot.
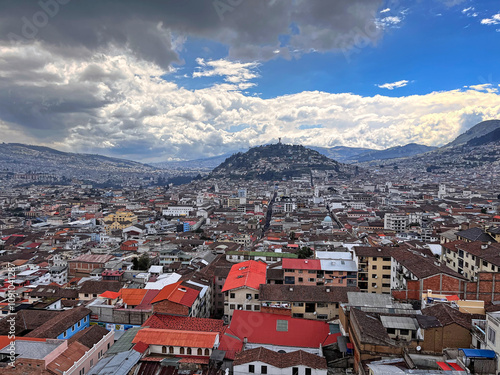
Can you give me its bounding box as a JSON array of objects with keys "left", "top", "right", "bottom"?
[
  {"left": 2, "top": 0, "right": 500, "bottom": 374},
  {"left": 1, "top": 129, "right": 500, "bottom": 374}
]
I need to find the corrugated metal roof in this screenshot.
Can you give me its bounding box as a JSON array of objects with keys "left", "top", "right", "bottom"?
[
  {"left": 88, "top": 349, "right": 142, "bottom": 375},
  {"left": 380, "top": 316, "right": 418, "bottom": 330}
]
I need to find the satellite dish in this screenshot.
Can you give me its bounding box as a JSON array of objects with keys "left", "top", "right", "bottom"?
[{"left": 416, "top": 346, "right": 421, "bottom": 352}]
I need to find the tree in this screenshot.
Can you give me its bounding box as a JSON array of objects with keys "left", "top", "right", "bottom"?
[
  {"left": 289, "top": 231, "right": 296, "bottom": 241},
  {"left": 297, "top": 246, "right": 313, "bottom": 259},
  {"left": 132, "top": 254, "right": 151, "bottom": 271}
]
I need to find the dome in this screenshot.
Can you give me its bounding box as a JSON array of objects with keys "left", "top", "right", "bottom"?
[{"left": 323, "top": 215, "right": 332, "bottom": 222}]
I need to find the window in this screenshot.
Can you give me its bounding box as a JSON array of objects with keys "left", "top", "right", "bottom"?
[
  {"left": 383, "top": 257, "right": 391, "bottom": 262},
  {"left": 293, "top": 302, "right": 304, "bottom": 307},
  {"left": 372, "top": 265, "right": 377, "bottom": 270},
  {"left": 317, "top": 314, "right": 328, "bottom": 320},
  {"left": 90, "top": 359, "right": 93, "bottom": 367},
  {"left": 180, "top": 347, "right": 185, "bottom": 354},
  {"left": 305, "top": 303, "right": 315, "bottom": 313},
  {"left": 246, "top": 294, "right": 252, "bottom": 299},
  {"left": 246, "top": 305, "right": 252, "bottom": 310},
  {"left": 277, "top": 320, "right": 289, "bottom": 331},
  {"left": 400, "top": 329, "right": 409, "bottom": 336},
  {"left": 187, "top": 348, "right": 192, "bottom": 355},
  {"left": 237, "top": 304, "right": 243, "bottom": 310},
  {"left": 305, "top": 369, "right": 312, "bottom": 375},
  {"left": 387, "top": 328, "right": 396, "bottom": 334},
  {"left": 483, "top": 260, "right": 488, "bottom": 267},
  {"left": 298, "top": 277, "right": 303, "bottom": 282},
  {"left": 78, "top": 321, "right": 81, "bottom": 327},
  {"left": 198, "top": 348, "right": 203, "bottom": 355},
  {"left": 298, "top": 270, "right": 303, "bottom": 273},
  {"left": 254, "top": 294, "right": 259, "bottom": 299},
  {"left": 254, "top": 305, "right": 260, "bottom": 311},
  {"left": 372, "top": 257, "right": 377, "bottom": 261},
  {"left": 308, "top": 278, "right": 315, "bottom": 282},
  {"left": 372, "top": 274, "right": 377, "bottom": 279},
  {"left": 261, "top": 365, "right": 268, "bottom": 374},
  {"left": 292, "top": 367, "right": 299, "bottom": 375},
  {"left": 85, "top": 293, "right": 89, "bottom": 297},
  {"left": 229, "top": 304, "right": 235, "bottom": 310},
  {"left": 488, "top": 327, "right": 496, "bottom": 345},
  {"left": 317, "top": 303, "right": 327, "bottom": 308},
  {"left": 382, "top": 265, "right": 391, "bottom": 270},
  {"left": 230, "top": 293, "right": 235, "bottom": 299},
  {"left": 249, "top": 364, "right": 255, "bottom": 373},
  {"left": 205, "top": 348, "right": 210, "bottom": 356},
  {"left": 458, "top": 250, "right": 464, "bottom": 258},
  {"left": 382, "top": 283, "right": 391, "bottom": 288},
  {"left": 169, "top": 346, "right": 174, "bottom": 354},
  {"left": 383, "top": 274, "right": 390, "bottom": 279},
  {"left": 162, "top": 346, "right": 167, "bottom": 354}
]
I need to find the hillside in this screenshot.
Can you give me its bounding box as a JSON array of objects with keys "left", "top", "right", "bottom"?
[
  {"left": 466, "top": 127, "right": 500, "bottom": 147},
  {"left": 352, "top": 143, "right": 437, "bottom": 163},
  {"left": 309, "top": 146, "right": 375, "bottom": 162},
  {"left": 0, "top": 143, "right": 157, "bottom": 180},
  {"left": 445, "top": 119, "right": 500, "bottom": 147},
  {"left": 207, "top": 143, "right": 356, "bottom": 181}
]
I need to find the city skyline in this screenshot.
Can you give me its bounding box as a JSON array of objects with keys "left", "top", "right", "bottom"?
[{"left": 0, "top": 0, "right": 499, "bottom": 162}]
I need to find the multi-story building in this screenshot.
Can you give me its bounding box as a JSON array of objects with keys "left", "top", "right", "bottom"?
[
  {"left": 485, "top": 311, "right": 500, "bottom": 374},
  {"left": 353, "top": 247, "right": 393, "bottom": 294},
  {"left": 222, "top": 260, "right": 267, "bottom": 323},
  {"left": 383, "top": 213, "right": 408, "bottom": 233},
  {"left": 103, "top": 210, "right": 138, "bottom": 234},
  {"left": 282, "top": 258, "right": 357, "bottom": 287},
  {"left": 441, "top": 240, "right": 500, "bottom": 280},
  {"left": 259, "top": 284, "right": 358, "bottom": 320}
]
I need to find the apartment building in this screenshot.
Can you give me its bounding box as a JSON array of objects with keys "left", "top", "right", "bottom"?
[{"left": 353, "top": 247, "right": 393, "bottom": 294}]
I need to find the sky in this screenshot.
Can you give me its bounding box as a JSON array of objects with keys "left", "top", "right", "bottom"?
[{"left": 0, "top": 0, "right": 500, "bottom": 162}]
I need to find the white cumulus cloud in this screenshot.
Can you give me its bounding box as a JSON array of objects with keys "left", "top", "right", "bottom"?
[{"left": 481, "top": 13, "right": 500, "bottom": 25}]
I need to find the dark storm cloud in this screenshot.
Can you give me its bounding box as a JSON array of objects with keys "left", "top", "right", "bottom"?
[
  {"left": 0, "top": 0, "right": 392, "bottom": 160},
  {"left": 0, "top": 0, "right": 383, "bottom": 67}
]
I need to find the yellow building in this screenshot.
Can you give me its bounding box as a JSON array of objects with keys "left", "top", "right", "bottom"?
[
  {"left": 103, "top": 211, "right": 138, "bottom": 234},
  {"left": 354, "top": 247, "right": 393, "bottom": 294}
]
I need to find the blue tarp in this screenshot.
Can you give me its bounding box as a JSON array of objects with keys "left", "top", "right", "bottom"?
[{"left": 460, "top": 349, "right": 497, "bottom": 359}]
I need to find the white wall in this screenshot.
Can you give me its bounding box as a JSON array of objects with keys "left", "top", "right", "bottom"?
[{"left": 234, "top": 361, "right": 327, "bottom": 375}]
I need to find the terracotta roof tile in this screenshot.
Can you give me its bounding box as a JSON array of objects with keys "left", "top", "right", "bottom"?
[{"left": 132, "top": 328, "right": 217, "bottom": 348}]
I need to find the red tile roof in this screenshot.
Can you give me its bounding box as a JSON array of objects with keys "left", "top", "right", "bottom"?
[
  {"left": 150, "top": 282, "right": 199, "bottom": 307},
  {"left": 221, "top": 260, "right": 267, "bottom": 292},
  {"left": 282, "top": 259, "right": 321, "bottom": 270},
  {"left": 228, "top": 310, "right": 333, "bottom": 349},
  {"left": 132, "top": 328, "right": 218, "bottom": 348},
  {"left": 100, "top": 291, "right": 121, "bottom": 299},
  {"left": 143, "top": 313, "right": 225, "bottom": 334},
  {"left": 133, "top": 341, "right": 149, "bottom": 353}
]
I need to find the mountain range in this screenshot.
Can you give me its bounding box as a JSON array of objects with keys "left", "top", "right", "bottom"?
[
  {"left": 0, "top": 143, "right": 156, "bottom": 181},
  {"left": 1, "top": 119, "right": 499, "bottom": 181}
]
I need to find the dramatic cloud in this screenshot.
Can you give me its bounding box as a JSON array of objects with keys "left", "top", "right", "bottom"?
[
  {"left": 1, "top": 43, "right": 500, "bottom": 162},
  {"left": 377, "top": 80, "right": 409, "bottom": 90},
  {"left": 0, "top": 0, "right": 384, "bottom": 66}
]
